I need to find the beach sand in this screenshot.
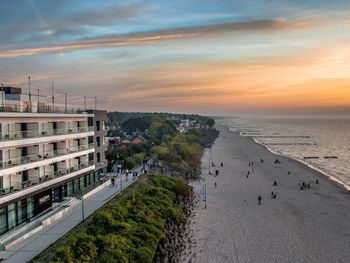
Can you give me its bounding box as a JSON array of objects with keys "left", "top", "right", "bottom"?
[{"left": 185, "top": 124, "right": 350, "bottom": 263}]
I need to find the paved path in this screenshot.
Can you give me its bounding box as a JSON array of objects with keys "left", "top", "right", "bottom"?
[
  {"left": 2, "top": 172, "right": 140, "bottom": 263},
  {"left": 190, "top": 124, "right": 350, "bottom": 263}
]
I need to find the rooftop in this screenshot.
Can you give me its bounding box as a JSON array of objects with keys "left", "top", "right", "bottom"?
[{"left": 0, "top": 86, "right": 99, "bottom": 114}]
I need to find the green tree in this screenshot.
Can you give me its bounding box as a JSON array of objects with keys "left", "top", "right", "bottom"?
[{"left": 207, "top": 118, "right": 215, "bottom": 128}]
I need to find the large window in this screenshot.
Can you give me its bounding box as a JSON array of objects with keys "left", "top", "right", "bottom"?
[
  {"left": 67, "top": 182, "right": 74, "bottom": 195},
  {"left": 17, "top": 200, "right": 27, "bottom": 224},
  {"left": 80, "top": 176, "right": 85, "bottom": 190},
  {"left": 0, "top": 208, "right": 7, "bottom": 235},
  {"left": 96, "top": 136, "right": 101, "bottom": 147},
  {"left": 27, "top": 197, "right": 34, "bottom": 220},
  {"left": 7, "top": 203, "right": 17, "bottom": 230},
  {"left": 97, "top": 152, "right": 101, "bottom": 163}
]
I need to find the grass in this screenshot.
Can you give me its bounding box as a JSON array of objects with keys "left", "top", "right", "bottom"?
[{"left": 30, "top": 174, "right": 192, "bottom": 263}]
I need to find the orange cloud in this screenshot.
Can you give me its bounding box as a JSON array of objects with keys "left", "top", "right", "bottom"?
[{"left": 105, "top": 42, "right": 350, "bottom": 114}]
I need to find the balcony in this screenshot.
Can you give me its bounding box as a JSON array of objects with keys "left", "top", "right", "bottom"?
[
  {"left": 0, "top": 144, "right": 94, "bottom": 170},
  {"left": 0, "top": 102, "right": 93, "bottom": 114},
  {"left": 0, "top": 161, "right": 95, "bottom": 205},
  {"left": 0, "top": 126, "right": 94, "bottom": 142}
]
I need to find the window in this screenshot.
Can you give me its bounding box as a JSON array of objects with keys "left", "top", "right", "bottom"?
[
  {"left": 88, "top": 117, "right": 93, "bottom": 127},
  {"left": 97, "top": 152, "right": 101, "bottom": 163},
  {"left": 67, "top": 182, "right": 74, "bottom": 195},
  {"left": 17, "top": 200, "right": 27, "bottom": 224},
  {"left": 96, "top": 121, "right": 100, "bottom": 131},
  {"left": 80, "top": 176, "right": 85, "bottom": 190},
  {"left": 0, "top": 208, "right": 7, "bottom": 235},
  {"left": 27, "top": 198, "right": 34, "bottom": 220},
  {"left": 96, "top": 136, "right": 101, "bottom": 147},
  {"left": 0, "top": 176, "right": 3, "bottom": 189},
  {"left": 7, "top": 203, "right": 17, "bottom": 230}
]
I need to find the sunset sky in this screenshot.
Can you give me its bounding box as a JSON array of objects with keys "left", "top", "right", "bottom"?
[{"left": 1, "top": 0, "right": 350, "bottom": 116}]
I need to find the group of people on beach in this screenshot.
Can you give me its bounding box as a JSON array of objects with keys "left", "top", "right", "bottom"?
[
  {"left": 247, "top": 162, "right": 254, "bottom": 177},
  {"left": 254, "top": 157, "right": 322, "bottom": 204},
  {"left": 210, "top": 160, "right": 224, "bottom": 188}
]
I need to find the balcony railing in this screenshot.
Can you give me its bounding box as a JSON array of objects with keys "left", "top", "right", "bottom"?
[
  {"left": 0, "top": 102, "right": 94, "bottom": 114},
  {"left": 0, "top": 126, "right": 94, "bottom": 141},
  {"left": 0, "top": 161, "right": 94, "bottom": 196},
  {"left": 0, "top": 143, "right": 94, "bottom": 170}
]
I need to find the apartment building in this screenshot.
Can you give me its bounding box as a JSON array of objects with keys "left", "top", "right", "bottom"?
[{"left": 0, "top": 87, "right": 107, "bottom": 236}]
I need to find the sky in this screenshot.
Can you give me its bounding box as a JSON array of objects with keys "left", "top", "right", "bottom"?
[{"left": 1, "top": 0, "right": 350, "bottom": 116}]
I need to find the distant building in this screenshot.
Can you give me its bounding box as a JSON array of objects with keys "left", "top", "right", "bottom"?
[
  {"left": 177, "top": 119, "right": 201, "bottom": 133},
  {"left": 120, "top": 138, "right": 132, "bottom": 146},
  {"left": 131, "top": 135, "right": 147, "bottom": 145}
]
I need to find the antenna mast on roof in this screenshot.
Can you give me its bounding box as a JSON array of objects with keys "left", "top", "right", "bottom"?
[
  {"left": 52, "top": 80, "right": 55, "bottom": 111},
  {"left": 28, "top": 76, "right": 32, "bottom": 112}
]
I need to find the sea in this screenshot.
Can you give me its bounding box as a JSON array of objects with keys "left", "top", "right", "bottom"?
[{"left": 220, "top": 117, "right": 350, "bottom": 190}]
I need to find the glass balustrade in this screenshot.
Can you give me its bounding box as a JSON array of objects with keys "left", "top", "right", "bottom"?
[
  {"left": 0, "top": 126, "right": 94, "bottom": 141},
  {"left": 0, "top": 144, "right": 94, "bottom": 170},
  {"left": 0, "top": 161, "right": 94, "bottom": 196}
]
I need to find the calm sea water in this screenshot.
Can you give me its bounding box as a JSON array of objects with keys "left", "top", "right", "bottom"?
[{"left": 220, "top": 117, "right": 350, "bottom": 189}]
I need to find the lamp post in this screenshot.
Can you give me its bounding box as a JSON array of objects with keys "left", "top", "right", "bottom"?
[
  {"left": 208, "top": 147, "right": 212, "bottom": 175},
  {"left": 1, "top": 83, "right": 4, "bottom": 109},
  {"left": 79, "top": 189, "right": 85, "bottom": 220},
  {"left": 204, "top": 183, "right": 207, "bottom": 209},
  {"left": 120, "top": 171, "right": 123, "bottom": 191}
]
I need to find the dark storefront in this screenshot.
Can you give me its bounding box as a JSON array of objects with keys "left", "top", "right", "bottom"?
[
  {"left": 0, "top": 171, "right": 101, "bottom": 236},
  {"left": 34, "top": 189, "right": 52, "bottom": 215}
]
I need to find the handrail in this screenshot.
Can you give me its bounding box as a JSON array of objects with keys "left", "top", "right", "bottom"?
[
  {"left": 0, "top": 161, "right": 94, "bottom": 195},
  {"left": 0, "top": 126, "right": 94, "bottom": 141},
  {"left": 0, "top": 144, "right": 94, "bottom": 170},
  {"left": 0, "top": 102, "right": 94, "bottom": 114}
]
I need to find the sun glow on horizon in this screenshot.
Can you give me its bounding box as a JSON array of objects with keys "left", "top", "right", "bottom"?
[{"left": 1, "top": 1, "right": 350, "bottom": 116}]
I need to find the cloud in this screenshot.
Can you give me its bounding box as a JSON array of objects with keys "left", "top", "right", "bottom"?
[
  {"left": 0, "top": 2, "right": 143, "bottom": 46},
  {"left": 0, "top": 18, "right": 315, "bottom": 58}
]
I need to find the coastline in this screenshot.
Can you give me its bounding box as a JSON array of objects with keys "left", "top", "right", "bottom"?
[
  {"left": 187, "top": 123, "right": 350, "bottom": 263},
  {"left": 247, "top": 132, "right": 350, "bottom": 192}
]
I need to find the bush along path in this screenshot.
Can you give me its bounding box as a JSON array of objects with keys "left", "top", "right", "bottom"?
[{"left": 30, "top": 174, "right": 193, "bottom": 263}]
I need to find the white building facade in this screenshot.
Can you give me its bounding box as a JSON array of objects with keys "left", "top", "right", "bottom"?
[{"left": 0, "top": 87, "right": 107, "bottom": 236}]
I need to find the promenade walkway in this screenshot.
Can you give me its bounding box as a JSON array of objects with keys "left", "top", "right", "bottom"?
[{"left": 2, "top": 162, "right": 149, "bottom": 263}]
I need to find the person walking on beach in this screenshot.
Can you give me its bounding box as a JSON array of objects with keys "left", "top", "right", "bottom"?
[
  {"left": 258, "top": 195, "right": 262, "bottom": 205},
  {"left": 215, "top": 182, "right": 217, "bottom": 188},
  {"left": 273, "top": 181, "right": 277, "bottom": 186},
  {"left": 273, "top": 192, "right": 277, "bottom": 199},
  {"left": 215, "top": 170, "right": 219, "bottom": 176},
  {"left": 221, "top": 162, "right": 223, "bottom": 167},
  {"left": 249, "top": 162, "right": 251, "bottom": 167}
]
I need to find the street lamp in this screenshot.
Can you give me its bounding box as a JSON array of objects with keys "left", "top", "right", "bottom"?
[
  {"left": 79, "top": 189, "right": 85, "bottom": 220},
  {"left": 204, "top": 183, "right": 207, "bottom": 209}
]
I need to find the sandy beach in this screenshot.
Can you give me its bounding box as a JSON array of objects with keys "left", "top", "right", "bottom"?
[{"left": 186, "top": 124, "right": 350, "bottom": 263}]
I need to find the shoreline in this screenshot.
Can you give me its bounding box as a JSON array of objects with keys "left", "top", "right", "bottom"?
[
  {"left": 246, "top": 132, "right": 350, "bottom": 192},
  {"left": 226, "top": 122, "right": 350, "bottom": 192}
]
